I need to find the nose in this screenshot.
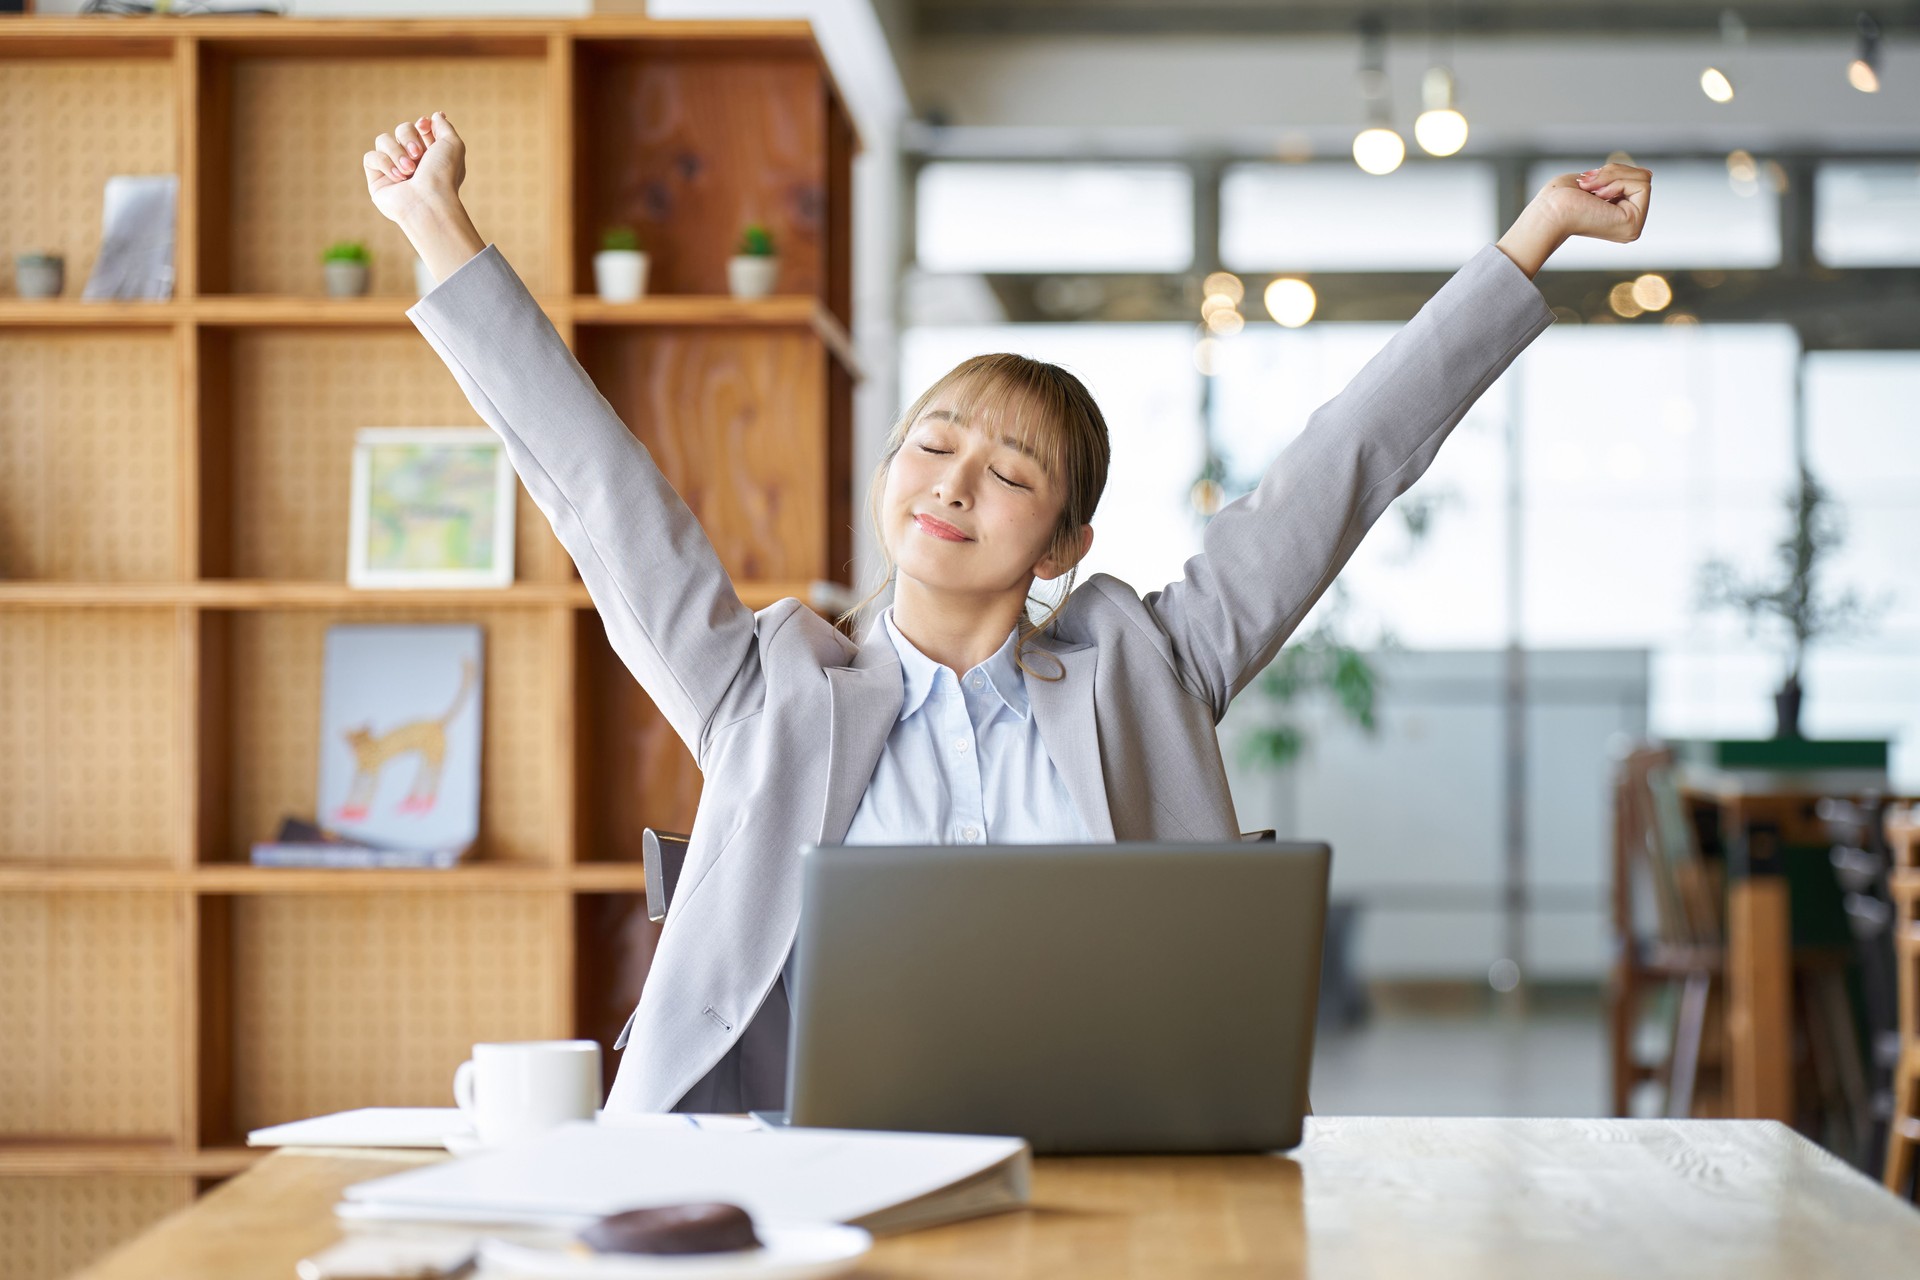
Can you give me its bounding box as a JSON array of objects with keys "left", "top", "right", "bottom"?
[{"left": 930, "top": 460, "right": 974, "bottom": 508}]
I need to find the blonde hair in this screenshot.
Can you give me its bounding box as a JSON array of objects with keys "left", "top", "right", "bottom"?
[{"left": 837, "top": 353, "right": 1111, "bottom": 681}]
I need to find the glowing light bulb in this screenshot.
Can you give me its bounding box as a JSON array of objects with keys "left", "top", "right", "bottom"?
[
  {"left": 1847, "top": 58, "right": 1880, "bottom": 93},
  {"left": 1202, "top": 271, "right": 1244, "bottom": 304},
  {"left": 1415, "top": 108, "right": 1469, "bottom": 157},
  {"left": 1608, "top": 282, "right": 1645, "bottom": 319},
  {"left": 1352, "top": 127, "right": 1405, "bottom": 175},
  {"left": 1630, "top": 273, "right": 1672, "bottom": 312},
  {"left": 1264, "top": 278, "right": 1317, "bottom": 328},
  {"left": 1700, "top": 67, "right": 1735, "bottom": 103}
]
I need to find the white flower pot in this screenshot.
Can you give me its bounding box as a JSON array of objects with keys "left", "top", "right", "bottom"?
[
  {"left": 594, "top": 250, "right": 649, "bottom": 303},
  {"left": 324, "top": 261, "right": 369, "bottom": 298},
  {"left": 414, "top": 256, "right": 437, "bottom": 298},
  {"left": 728, "top": 254, "right": 779, "bottom": 300},
  {"left": 14, "top": 256, "right": 63, "bottom": 300}
]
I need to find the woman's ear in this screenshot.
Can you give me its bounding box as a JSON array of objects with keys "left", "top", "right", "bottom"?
[{"left": 1031, "top": 524, "right": 1094, "bottom": 582}]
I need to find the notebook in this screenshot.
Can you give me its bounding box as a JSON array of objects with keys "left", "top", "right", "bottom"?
[
  {"left": 248, "top": 1108, "right": 474, "bottom": 1149},
  {"left": 338, "top": 1119, "right": 1031, "bottom": 1236}
]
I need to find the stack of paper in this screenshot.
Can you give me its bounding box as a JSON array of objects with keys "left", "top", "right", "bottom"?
[{"left": 338, "top": 1119, "right": 1031, "bottom": 1236}]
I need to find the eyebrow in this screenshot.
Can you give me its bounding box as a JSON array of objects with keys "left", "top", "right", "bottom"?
[{"left": 920, "top": 408, "right": 1048, "bottom": 468}]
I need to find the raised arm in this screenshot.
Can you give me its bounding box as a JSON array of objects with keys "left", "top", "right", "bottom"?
[
  {"left": 365, "top": 112, "right": 761, "bottom": 765},
  {"left": 1145, "top": 162, "right": 1651, "bottom": 719}
]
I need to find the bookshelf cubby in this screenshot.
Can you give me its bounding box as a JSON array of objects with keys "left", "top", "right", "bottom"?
[{"left": 0, "top": 17, "right": 857, "bottom": 1279}]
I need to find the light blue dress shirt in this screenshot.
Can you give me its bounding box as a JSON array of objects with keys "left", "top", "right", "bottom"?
[{"left": 779, "top": 605, "right": 1093, "bottom": 1007}]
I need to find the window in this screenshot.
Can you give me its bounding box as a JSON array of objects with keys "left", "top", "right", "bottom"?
[
  {"left": 914, "top": 163, "right": 1194, "bottom": 273},
  {"left": 1221, "top": 162, "right": 1498, "bottom": 272},
  {"left": 1815, "top": 161, "right": 1920, "bottom": 266}
]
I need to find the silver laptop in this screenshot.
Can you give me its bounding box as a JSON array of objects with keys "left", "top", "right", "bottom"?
[{"left": 763, "top": 840, "right": 1330, "bottom": 1154}]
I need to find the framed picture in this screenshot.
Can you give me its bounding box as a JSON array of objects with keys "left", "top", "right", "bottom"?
[{"left": 348, "top": 427, "right": 516, "bottom": 588}]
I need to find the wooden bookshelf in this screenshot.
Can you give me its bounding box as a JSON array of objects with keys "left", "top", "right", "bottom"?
[{"left": 0, "top": 16, "right": 856, "bottom": 1279}]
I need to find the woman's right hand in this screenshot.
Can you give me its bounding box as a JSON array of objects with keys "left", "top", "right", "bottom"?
[{"left": 364, "top": 110, "right": 466, "bottom": 226}]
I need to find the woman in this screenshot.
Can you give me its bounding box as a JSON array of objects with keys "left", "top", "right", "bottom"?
[{"left": 366, "top": 112, "right": 1650, "bottom": 1114}]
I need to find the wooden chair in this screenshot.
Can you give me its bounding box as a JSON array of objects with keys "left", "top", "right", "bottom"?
[
  {"left": 1609, "top": 744, "right": 1728, "bottom": 1118},
  {"left": 1885, "top": 804, "right": 1920, "bottom": 1200}
]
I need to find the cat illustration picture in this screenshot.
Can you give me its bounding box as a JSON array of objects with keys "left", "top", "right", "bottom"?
[{"left": 332, "top": 655, "right": 478, "bottom": 823}]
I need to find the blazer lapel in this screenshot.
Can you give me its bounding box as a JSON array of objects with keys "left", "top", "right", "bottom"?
[
  {"left": 1024, "top": 639, "right": 1116, "bottom": 841},
  {"left": 818, "top": 616, "right": 904, "bottom": 845}
]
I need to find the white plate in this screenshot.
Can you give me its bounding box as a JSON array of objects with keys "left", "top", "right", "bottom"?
[
  {"left": 476, "top": 1224, "right": 872, "bottom": 1280},
  {"left": 441, "top": 1129, "right": 490, "bottom": 1156}
]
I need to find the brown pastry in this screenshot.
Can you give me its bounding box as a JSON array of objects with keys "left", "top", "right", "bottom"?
[{"left": 579, "top": 1202, "right": 763, "bottom": 1255}]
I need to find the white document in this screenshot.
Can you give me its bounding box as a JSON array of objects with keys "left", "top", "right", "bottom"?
[
  {"left": 248, "top": 1107, "right": 475, "bottom": 1149},
  {"left": 339, "top": 1119, "right": 1031, "bottom": 1235}
]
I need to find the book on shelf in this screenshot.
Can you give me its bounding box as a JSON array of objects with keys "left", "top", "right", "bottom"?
[{"left": 249, "top": 815, "right": 471, "bottom": 869}]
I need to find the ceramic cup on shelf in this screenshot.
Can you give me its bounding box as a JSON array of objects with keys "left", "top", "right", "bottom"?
[
  {"left": 727, "top": 253, "right": 779, "bottom": 300},
  {"left": 593, "top": 249, "right": 649, "bottom": 303},
  {"left": 15, "top": 252, "right": 64, "bottom": 300},
  {"left": 452, "top": 1039, "right": 601, "bottom": 1148},
  {"left": 324, "top": 260, "right": 370, "bottom": 298}
]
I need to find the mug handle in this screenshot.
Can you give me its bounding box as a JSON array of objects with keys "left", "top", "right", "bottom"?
[{"left": 453, "top": 1059, "right": 478, "bottom": 1122}]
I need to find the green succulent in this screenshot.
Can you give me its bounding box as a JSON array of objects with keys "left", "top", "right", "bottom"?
[
  {"left": 322, "top": 241, "right": 370, "bottom": 265},
  {"left": 600, "top": 226, "right": 642, "bottom": 253},
  {"left": 736, "top": 224, "right": 775, "bottom": 257}
]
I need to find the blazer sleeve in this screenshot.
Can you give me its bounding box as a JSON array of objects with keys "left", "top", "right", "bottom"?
[
  {"left": 406, "top": 244, "right": 760, "bottom": 766},
  {"left": 1143, "top": 242, "right": 1557, "bottom": 721}
]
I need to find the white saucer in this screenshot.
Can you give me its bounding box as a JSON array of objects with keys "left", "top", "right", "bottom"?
[
  {"left": 475, "top": 1224, "right": 872, "bottom": 1279},
  {"left": 441, "top": 1129, "right": 490, "bottom": 1156}
]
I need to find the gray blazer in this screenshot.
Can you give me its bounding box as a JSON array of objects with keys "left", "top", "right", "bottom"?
[{"left": 407, "top": 242, "right": 1556, "bottom": 1114}]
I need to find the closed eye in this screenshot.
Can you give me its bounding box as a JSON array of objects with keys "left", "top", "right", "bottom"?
[{"left": 991, "top": 469, "right": 1029, "bottom": 490}]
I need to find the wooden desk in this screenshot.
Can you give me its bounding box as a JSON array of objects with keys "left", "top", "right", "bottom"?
[{"left": 77, "top": 1118, "right": 1920, "bottom": 1279}]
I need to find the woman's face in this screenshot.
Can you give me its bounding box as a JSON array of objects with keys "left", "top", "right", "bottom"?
[{"left": 881, "top": 403, "right": 1079, "bottom": 597}]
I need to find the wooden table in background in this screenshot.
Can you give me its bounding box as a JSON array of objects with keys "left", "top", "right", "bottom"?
[{"left": 76, "top": 1118, "right": 1920, "bottom": 1279}]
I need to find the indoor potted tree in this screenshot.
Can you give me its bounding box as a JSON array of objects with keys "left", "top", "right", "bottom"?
[
  {"left": 14, "top": 251, "right": 64, "bottom": 300},
  {"left": 728, "top": 223, "right": 778, "bottom": 299},
  {"left": 594, "top": 226, "right": 648, "bottom": 302},
  {"left": 1696, "top": 463, "right": 1886, "bottom": 739},
  {"left": 322, "top": 241, "right": 371, "bottom": 297}
]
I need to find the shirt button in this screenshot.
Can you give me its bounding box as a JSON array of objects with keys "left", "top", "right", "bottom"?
[
  {"left": 962, "top": 826, "right": 979, "bottom": 841},
  {"left": 954, "top": 737, "right": 970, "bottom": 753},
  {"left": 971, "top": 678, "right": 984, "bottom": 691}
]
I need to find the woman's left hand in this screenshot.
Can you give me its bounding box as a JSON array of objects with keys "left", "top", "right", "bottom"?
[{"left": 1538, "top": 162, "right": 1652, "bottom": 244}]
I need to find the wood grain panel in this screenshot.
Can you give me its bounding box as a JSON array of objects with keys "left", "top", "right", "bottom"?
[
  {"left": 0, "top": 612, "right": 178, "bottom": 865},
  {"left": 575, "top": 610, "right": 700, "bottom": 865},
  {"left": 0, "top": 1175, "right": 190, "bottom": 1280},
  {"left": 213, "top": 330, "right": 563, "bottom": 583},
  {"left": 577, "top": 328, "right": 828, "bottom": 580},
  {"left": 206, "top": 606, "right": 558, "bottom": 866},
  {"left": 214, "top": 891, "right": 559, "bottom": 1137},
  {"left": 219, "top": 55, "right": 548, "bottom": 297},
  {"left": 0, "top": 893, "right": 180, "bottom": 1137},
  {"left": 575, "top": 51, "right": 825, "bottom": 298},
  {"left": 0, "top": 333, "right": 179, "bottom": 582},
  {"left": 0, "top": 60, "right": 178, "bottom": 301}
]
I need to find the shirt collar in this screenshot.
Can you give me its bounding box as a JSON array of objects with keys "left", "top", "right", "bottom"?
[{"left": 882, "top": 606, "right": 1030, "bottom": 723}]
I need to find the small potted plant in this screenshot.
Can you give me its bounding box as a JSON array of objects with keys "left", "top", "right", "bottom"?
[
  {"left": 728, "top": 223, "right": 778, "bottom": 299},
  {"left": 322, "top": 241, "right": 371, "bottom": 298},
  {"left": 594, "top": 226, "right": 648, "bottom": 303},
  {"left": 14, "top": 251, "right": 64, "bottom": 300}
]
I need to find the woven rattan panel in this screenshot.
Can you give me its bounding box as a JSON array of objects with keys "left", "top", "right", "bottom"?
[
  {"left": 0, "top": 893, "right": 179, "bottom": 1137},
  {"left": 0, "top": 1175, "right": 190, "bottom": 1280},
  {"left": 222, "top": 330, "right": 560, "bottom": 582},
  {"left": 219, "top": 607, "right": 556, "bottom": 864},
  {"left": 0, "top": 333, "right": 179, "bottom": 582},
  {"left": 225, "top": 891, "right": 557, "bottom": 1132},
  {"left": 0, "top": 59, "right": 177, "bottom": 299},
  {"left": 226, "top": 56, "right": 548, "bottom": 296},
  {"left": 0, "top": 611, "right": 178, "bottom": 865}
]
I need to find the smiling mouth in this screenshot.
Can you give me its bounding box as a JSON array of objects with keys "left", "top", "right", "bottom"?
[{"left": 914, "top": 513, "right": 973, "bottom": 542}]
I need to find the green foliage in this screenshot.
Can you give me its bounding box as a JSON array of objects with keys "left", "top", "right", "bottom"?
[
  {"left": 737, "top": 224, "right": 775, "bottom": 257},
  {"left": 1239, "top": 585, "right": 1390, "bottom": 771},
  {"left": 1696, "top": 463, "right": 1887, "bottom": 685},
  {"left": 600, "top": 226, "right": 641, "bottom": 253},
  {"left": 321, "top": 241, "right": 370, "bottom": 265}
]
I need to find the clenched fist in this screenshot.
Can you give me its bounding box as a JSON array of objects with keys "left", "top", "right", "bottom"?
[{"left": 364, "top": 111, "right": 466, "bottom": 226}]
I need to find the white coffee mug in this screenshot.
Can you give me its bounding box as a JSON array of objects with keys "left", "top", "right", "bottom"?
[{"left": 452, "top": 1040, "right": 601, "bottom": 1147}]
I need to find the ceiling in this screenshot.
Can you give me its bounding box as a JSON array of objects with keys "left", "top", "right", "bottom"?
[{"left": 909, "top": 1, "right": 1919, "bottom": 39}]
